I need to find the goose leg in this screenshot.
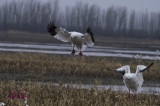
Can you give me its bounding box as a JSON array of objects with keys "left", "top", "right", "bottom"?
[
  {"left": 71, "top": 46, "right": 75, "bottom": 55},
  {"left": 71, "top": 49, "right": 75, "bottom": 55},
  {"left": 128, "top": 89, "right": 130, "bottom": 98},
  {"left": 79, "top": 51, "right": 83, "bottom": 56}
]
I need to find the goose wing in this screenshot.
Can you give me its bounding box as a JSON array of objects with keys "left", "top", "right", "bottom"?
[
  {"left": 82, "top": 27, "right": 95, "bottom": 46},
  {"left": 47, "top": 22, "right": 71, "bottom": 42},
  {"left": 115, "top": 65, "right": 131, "bottom": 75},
  {"left": 135, "top": 65, "right": 146, "bottom": 87},
  {"left": 136, "top": 63, "right": 153, "bottom": 73},
  {"left": 136, "top": 65, "right": 147, "bottom": 73},
  {"left": 139, "top": 63, "right": 153, "bottom": 73}
]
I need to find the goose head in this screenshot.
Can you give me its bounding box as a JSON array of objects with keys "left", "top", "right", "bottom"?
[{"left": 115, "top": 65, "right": 131, "bottom": 75}]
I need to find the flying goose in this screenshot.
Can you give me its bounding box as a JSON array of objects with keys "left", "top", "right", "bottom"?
[
  {"left": 47, "top": 22, "right": 94, "bottom": 56},
  {"left": 115, "top": 63, "right": 153, "bottom": 97}
]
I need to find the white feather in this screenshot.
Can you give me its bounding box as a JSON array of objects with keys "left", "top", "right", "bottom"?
[
  {"left": 54, "top": 28, "right": 71, "bottom": 42},
  {"left": 135, "top": 65, "right": 146, "bottom": 88},
  {"left": 115, "top": 65, "right": 146, "bottom": 94},
  {"left": 70, "top": 32, "right": 87, "bottom": 51},
  {"left": 0, "top": 102, "right": 5, "bottom": 106},
  {"left": 82, "top": 33, "right": 94, "bottom": 46}
]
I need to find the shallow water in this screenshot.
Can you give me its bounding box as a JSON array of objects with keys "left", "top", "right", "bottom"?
[
  {"left": 1, "top": 73, "right": 159, "bottom": 95},
  {"left": 53, "top": 83, "right": 160, "bottom": 95},
  {"left": 0, "top": 42, "right": 160, "bottom": 60}
]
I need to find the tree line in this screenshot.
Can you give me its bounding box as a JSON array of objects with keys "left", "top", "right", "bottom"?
[{"left": 0, "top": 0, "right": 160, "bottom": 39}]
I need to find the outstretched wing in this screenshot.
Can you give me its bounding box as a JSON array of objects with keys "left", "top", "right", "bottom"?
[
  {"left": 135, "top": 64, "right": 148, "bottom": 87},
  {"left": 47, "top": 22, "right": 71, "bottom": 42},
  {"left": 136, "top": 65, "right": 147, "bottom": 74},
  {"left": 82, "top": 27, "right": 95, "bottom": 46},
  {"left": 138, "top": 63, "right": 154, "bottom": 73}
]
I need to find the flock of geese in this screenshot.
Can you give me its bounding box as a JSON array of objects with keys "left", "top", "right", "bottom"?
[{"left": 47, "top": 22, "right": 154, "bottom": 96}]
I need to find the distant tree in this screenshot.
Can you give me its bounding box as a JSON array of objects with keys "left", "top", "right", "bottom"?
[
  {"left": 0, "top": 0, "right": 159, "bottom": 39},
  {"left": 64, "top": 6, "right": 72, "bottom": 30},
  {"left": 149, "top": 13, "right": 157, "bottom": 37},
  {"left": 1, "top": 1, "right": 9, "bottom": 30},
  {"left": 139, "top": 11, "right": 149, "bottom": 36},
  {"left": 116, "top": 7, "right": 127, "bottom": 36},
  {"left": 105, "top": 6, "right": 117, "bottom": 36},
  {"left": 81, "top": 3, "right": 89, "bottom": 32},
  {"left": 88, "top": 5, "right": 96, "bottom": 28},
  {"left": 157, "top": 13, "right": 160, "bottom": 37},
  {"left": 129, "top": 10, "right": 136, "bottom": 36},
  {"left": 50, "top": 0, "right": 60, "bottom": 23}
]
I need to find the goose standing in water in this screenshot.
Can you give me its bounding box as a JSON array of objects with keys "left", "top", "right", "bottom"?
[
  {"left": 47, "top": 22, "right": 94, "bottom": 56},
  {"left": 115, "top": 63, "right": 153, "bottom": 97}
]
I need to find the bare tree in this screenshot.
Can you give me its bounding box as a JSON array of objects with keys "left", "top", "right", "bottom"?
[
  {"left": 0, "top": 0, "right": 159, "bottom": 39},
  {"left": 81, "top": 3, "right": 89, "bottom": 31},
  {"left": 139, "top": 11, "right": 149, "bottom": 36},
  {"left": 157, "top": 13, "right": 160, "bottom": 36},
  {"left": 105, "top": 6, "right": 117, "bottom": 36},
  {"left": 116, "top": 7, "right": 127, "bottom": 36},
  {"left": 149, "top": 13, "right": 157, "bottom": 37},
  {"left": 129, "top": 10, "right": 136, "bottom": 36}
]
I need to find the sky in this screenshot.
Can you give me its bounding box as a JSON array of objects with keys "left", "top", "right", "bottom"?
[
  {"left": 2, "top": 0, "right": 160, "bottom": 13},
  {"left": 59, "top": 0, "right": 160, "bottom": 12}
]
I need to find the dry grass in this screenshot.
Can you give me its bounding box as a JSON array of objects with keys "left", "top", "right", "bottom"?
[
  {"left": 0, "top": 52, "right": 159, "bottom": 105},
  {"left": 0, "top": 80, "right": 159, "bottom": 106},
  {"left": 0, "top": 52, "right": 159, "bottom": 80}
]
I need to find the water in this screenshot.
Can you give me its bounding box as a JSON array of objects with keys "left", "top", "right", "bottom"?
[
  {"left": 1, "top": 72, "right": 159, "bottom": 95},
  {"left": 52, "top": 83, "right": 160, "bottom": 95},
  {"left": 0, "top": 42, "right": 159, "bottom": 60}
]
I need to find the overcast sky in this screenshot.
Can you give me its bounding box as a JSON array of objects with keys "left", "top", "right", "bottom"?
[
  {"left": 59, "top": 0, "right": 160, "bottom": 12},
  {"left": 2, "top": 0, "right": 160, "bottom": 12}
]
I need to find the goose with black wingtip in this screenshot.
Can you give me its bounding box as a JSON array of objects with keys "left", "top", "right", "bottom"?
[
  {"left": 114, "top": 63, "right": 153, "bottom": 97},
  {"left": 47, "top": 22, "right": 95, "bottom": 56}
]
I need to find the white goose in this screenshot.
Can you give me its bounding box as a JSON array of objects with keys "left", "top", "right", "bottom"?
[
  {"left": 47, "top": 22, "right": 95, "bottom": 56},
  {"left": 0, "top": 102, "right": 5, "bottom": 106},
  {"left": 115, "top": 63, "right": 153, "bottom": 96}
]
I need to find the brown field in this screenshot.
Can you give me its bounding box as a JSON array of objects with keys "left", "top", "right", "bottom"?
[
  {"left": 0, "top": 52, "right": 159, "bottom": 81},
  {"left": 0, "top": 81, "right": 159, "bottom": 106}
]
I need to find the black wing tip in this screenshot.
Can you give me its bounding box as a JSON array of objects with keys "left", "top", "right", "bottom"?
[
  {"left": 147, "top": 62, "right": 154, "bottom": 68},
  {"left": 87, "top": 27, "right": 95, "bottom": 43},
  {"left": 47, "top": 21, "right": 57, "bottom": 36},
  {"left": 140, "top": 62, "right": 154, "bottom": 72},
  {"left": 150, "top": 63, "right": 154, "bottom": 66}
]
